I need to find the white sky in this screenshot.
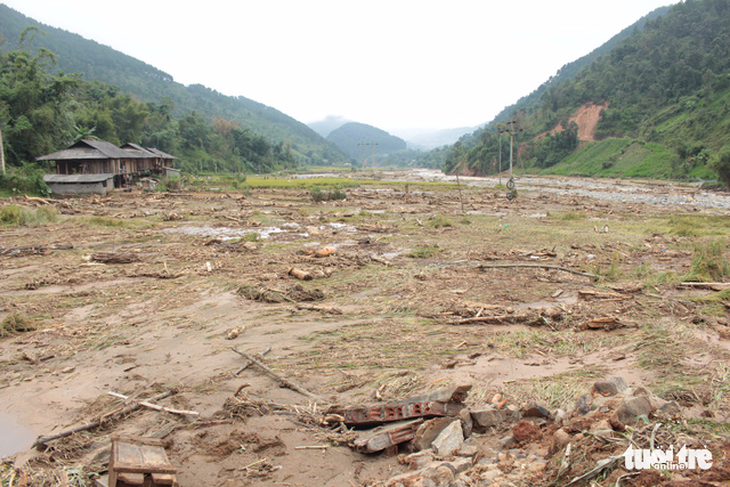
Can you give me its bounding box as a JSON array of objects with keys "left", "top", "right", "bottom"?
[{"left": 3, "top": 0, "right": 676, "bottom": 135}]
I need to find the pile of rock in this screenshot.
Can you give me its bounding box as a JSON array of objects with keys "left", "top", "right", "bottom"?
[{"left": 373, "top": 376, "right": 690, "bottom": 487}]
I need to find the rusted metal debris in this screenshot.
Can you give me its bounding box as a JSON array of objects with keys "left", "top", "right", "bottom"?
[
  {"left": 354, "top": 419, "right": 424, "bottom": 454},
  {"left": 328, "top": 385, "right": 471, "bottom": 427}
]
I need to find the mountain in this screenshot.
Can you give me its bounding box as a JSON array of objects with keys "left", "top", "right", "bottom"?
[
  {"left": 308, "top": 116, "right": 350, "bottom": 138},
  {"left": 0, "top": 4, "right": 348, "bottom": 165},
  {"left": 444, "top": 0, "right": 730, "bottom": 182},
  {"left": 326, "top": 122, "right": 407, "bottom": 163}
]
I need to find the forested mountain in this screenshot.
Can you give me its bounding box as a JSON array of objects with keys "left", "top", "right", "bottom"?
[
  {"left": 0, "top": 4, "right": 349, "bottom": 168},
  {"left": 326, "top": 122, "right": 407, "bottom": 163},
  {"left": 445, "top": 0, "right": 730, "bottom": 182}
]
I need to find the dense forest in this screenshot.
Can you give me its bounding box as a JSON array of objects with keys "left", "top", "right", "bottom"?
[
  {"left": 0, "top": 29, "right": 304, "bottom": 176},
  {"left": 0, "top": 4, "right": 349, "bottom": 169},
  {"left": 446, "top": 0, "right": 730, "bottom": 184}
]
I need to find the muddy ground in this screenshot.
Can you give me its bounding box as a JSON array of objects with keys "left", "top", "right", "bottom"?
[{"left": 1, "top": 171, "right": 730, "bottom": 486}]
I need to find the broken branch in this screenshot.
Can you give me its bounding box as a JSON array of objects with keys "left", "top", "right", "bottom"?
[
  {"left": 232, "top": 348, "right": 323, "bottom": 401},
  {"left": 107, "top": 391, "right": 200, "bottom": 416}
]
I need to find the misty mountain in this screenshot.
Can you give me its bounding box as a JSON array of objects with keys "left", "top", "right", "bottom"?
[
  {"left": 308, "top": 116, "right": 351, "bottom": 138},
  {"left": 327, "top": 122, "right": 407, "bottom": 163}
]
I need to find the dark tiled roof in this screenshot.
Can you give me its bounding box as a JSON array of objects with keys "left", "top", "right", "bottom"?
[{"left": 37, "top": 139, "right": 133, "bottom": 161}]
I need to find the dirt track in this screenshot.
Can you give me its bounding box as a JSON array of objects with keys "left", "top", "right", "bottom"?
[{"left": 1, "top": 172, "right": 730, "bottom": 486}]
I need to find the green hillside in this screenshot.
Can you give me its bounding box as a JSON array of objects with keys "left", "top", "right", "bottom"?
[
  {"left": 327, "top": 122, "right": 407, "bottom": 163},
  {"left": 446, "top": 0, "right": 730, "bottom": 183},
  {"left": 0, "top": 4, "right": 348, "bottom": 166}
]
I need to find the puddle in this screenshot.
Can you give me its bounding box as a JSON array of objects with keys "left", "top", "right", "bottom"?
[
  {"left": 0, "top": 411, "right": 36, "bottom": 457},
  {"left": 164, "top": 224, "right": 295, "bottom": 241}
]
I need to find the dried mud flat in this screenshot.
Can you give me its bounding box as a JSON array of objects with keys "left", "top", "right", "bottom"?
[{"left": 2, "top": 172, "right": 730, "bottom": 486}]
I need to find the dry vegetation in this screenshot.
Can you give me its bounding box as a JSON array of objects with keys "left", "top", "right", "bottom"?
[{"left": 1, "top": 172, "right": 730, "bottom": 486}]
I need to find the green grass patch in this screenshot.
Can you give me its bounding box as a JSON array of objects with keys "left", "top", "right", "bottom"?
[
  {"left": 0, "top": 204, "right": 58, "bottom": 226},
  {"left": 681, "top": 240, "right": 730, "bottom": 282},
  {"left": 407, "top": 244, "right": 441, "bottom": 259}
]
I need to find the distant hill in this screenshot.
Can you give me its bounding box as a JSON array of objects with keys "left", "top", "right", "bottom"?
[
  {"left": 0, "top": 4, "right": 348, "bottom": 165},
  {"left": 327, "top": 122, "right": 407, "bottom": 163}
]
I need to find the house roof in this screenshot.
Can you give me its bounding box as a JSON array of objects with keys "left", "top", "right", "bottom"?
[
  {"left": 37, "top": 139, "right": 133, "bottom": 161},
  {"left": 120, "top": 142, "right": 159, "bottom": 158},
  {"left": 44, "top": 173, "right": 116, "bottom": 183},
  {"left": 147, "top": 147, "right": 178, "bottom": 159}
]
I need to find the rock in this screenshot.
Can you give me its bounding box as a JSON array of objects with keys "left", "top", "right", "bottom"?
[
  {"left": 523, "top": 401, "right": 551, "bottom": 419},
  {"left": 658, "top": 400, "right": 682, "bottom": 417},
  {"left": 593, "top": 376, "right": 628, "bottom": 397},
  {"left": 459, "top": 409, "right": 473, "bottom": 438},
  {"left": 413, "top": 417, "right": 455, "bottom": 451},
  {"left": 612, "top": 396, "right": 652, "bottom": 424},
  {"left": 498, "top": 434, "right": 515, "bottom": 450},
  {"left": 412, "top": 479, "right": 436, "bottom": 487},
  {"left": 574, "top": 393, "right": 592, "bottom": 415},
  {"left": 404, "top": 450, "right": 435, "bottom": 470},
  {"left": 528, "top": 461, "right": 547, "bottom": 473},
  {"left": 470, "top": 407, "right": 506, "bottom": 431},
  {"left": 481, "top": 469, "right": 503, "bottom": 482},
  {"left": 457, "top": 441, "right": 479, "bottom": 457},
  {"left": 512, "top": 420, "right": 540, "bottom": 443},
  {"left": 553, "top": 428, "right": 571, "bottom": 451},
  {"left": 431, "top": 420, "right": 464, "bottom": 456}
]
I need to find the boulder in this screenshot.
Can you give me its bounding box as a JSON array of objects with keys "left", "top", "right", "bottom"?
[
  {"left": 413, "top": 417, "right": 456, "bottom": 452},
  {"left": 431, "top": 420, "right": 464, "bottom": 456},
  {"left": 470, "top": 407, "right": 506, "bottom": 431},
  {"left": 593, "top": 376, "right": 628, "bottom": 397},
  {"left": 612, "top": 396, "right": 652, "bottom": 425},
  {"left": 523, "top": 401, "right": 551, "bottom": 419}
]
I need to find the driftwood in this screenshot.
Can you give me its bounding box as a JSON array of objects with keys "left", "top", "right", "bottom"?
[
  {"left": 478, "top": 263, "right": 600, "bottom": 279},
  {"left": 288, "top": 267, "right": 313, "bottom": 281},
  {"left": 678, "top": 282, "right": 730, "bottom": 291},
  {"left": 296, "top": 303, "right": 343, "bottom": 315},
  {"left": 449, "top": 313, "right": 534, "bottom": 326},
  {"left": 91, "top": 252, "right": 141, "bottom": 264},
  {"left": 32, "top": 390, "right": 174, "bottom": 449},
  {"left": 232, "top": 348, "right": 322, "bottom": 401},
  {"left": 107, "top": 391, "right": 199, "bottom": 416},
  {"left": 234, "top": 347, "right": 271, "bottom": 376},
  {"left": 1, "top": 242, "right": 73, "bottom": 256}
]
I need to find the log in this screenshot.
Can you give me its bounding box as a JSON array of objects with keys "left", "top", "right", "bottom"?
[
  {"left": 232, "top": 348, "right": 322, "bottom": 401},
  {"left": 32, "top": 390, "right": 174, "bottom": 449},
  {"left": 478, "top": 263, "right": 600, "bottom": 279}
]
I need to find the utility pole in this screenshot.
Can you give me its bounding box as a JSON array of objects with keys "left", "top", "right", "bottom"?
[
  {"left": 0, "top": 125, "right": 5, "bottom": 176},
  {"left": 358, "top": 143, "right": 366, "bottom": 168},
  {"left": 370, "top": 142, "right": 378, "bottom": 169},
  {"left": 357, "top": 142, "right": 378, "bottom": 169}
]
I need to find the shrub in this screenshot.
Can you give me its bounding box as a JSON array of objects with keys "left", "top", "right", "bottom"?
[
  {"left": 709, "top": 146, "right": 730, "bottom": 189},
  {"left": 0, "top": 164, "right": 52, "bottom": 197},
  {"left": 310, "top": 186, "right": 347, "bottom": 202},
  {"left": 682, "top": 240, "right": 730, "bottom": 282}
]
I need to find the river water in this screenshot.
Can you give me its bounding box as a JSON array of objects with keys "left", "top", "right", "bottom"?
[{"left": 0, "top": 411, "right": 36, "bottom": 457}]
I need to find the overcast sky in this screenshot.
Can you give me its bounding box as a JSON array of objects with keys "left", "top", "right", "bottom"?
[{"left": 4, "top": 0, "right": 676, "bottom": 135}]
